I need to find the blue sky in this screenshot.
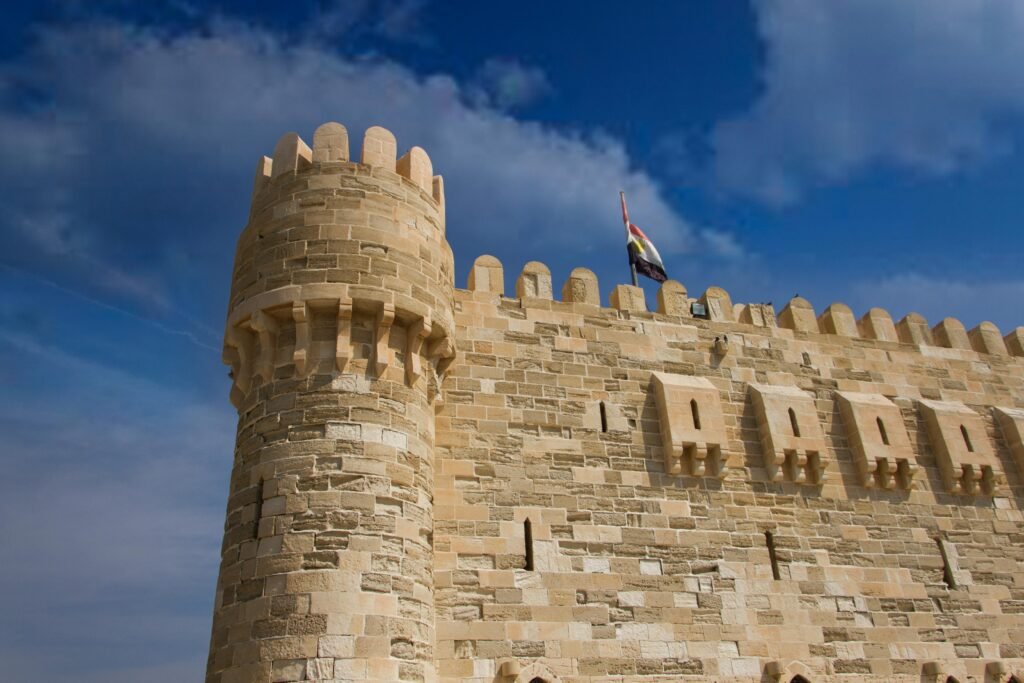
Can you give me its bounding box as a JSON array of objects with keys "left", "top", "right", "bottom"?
[{"left": 1, "top": 1, "right": 1023, "bottom": 680}]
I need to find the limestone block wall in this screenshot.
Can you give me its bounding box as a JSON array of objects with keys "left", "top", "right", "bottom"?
[
  {"left": 209, "top": 121, "right": 1024, "bottom": 683},
  {"left": 435, "top": 260, "right": 1024, "bottom": 683}
]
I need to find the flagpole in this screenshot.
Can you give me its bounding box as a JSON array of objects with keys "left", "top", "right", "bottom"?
[{"left": 620, "top": 191, "right": 639, "bottom": 287}]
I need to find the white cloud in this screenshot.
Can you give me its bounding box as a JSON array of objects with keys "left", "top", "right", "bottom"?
[
  {"left": 848, "top": 272, "right": 1024, "bottom": 331},
  {"left": 712, "top": 0, "right": 1024, "bottom": 204},
  {"left": 699, "top": 227, "right": 747, "bottom": 260},
  {"left": 0, "top": 17, "right": 738, "bottom": 318},
  {"left": 471, "top": 57, "right": 552, "bottom": 110}
]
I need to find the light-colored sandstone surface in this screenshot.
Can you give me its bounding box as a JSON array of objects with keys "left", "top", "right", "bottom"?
[{"left": 208, "top": 122, "right": 1024, "bottom": 683}]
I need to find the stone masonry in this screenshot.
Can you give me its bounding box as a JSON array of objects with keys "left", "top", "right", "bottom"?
[{"left": 206, "top": 121, "right": 1024, "bottom": 683}]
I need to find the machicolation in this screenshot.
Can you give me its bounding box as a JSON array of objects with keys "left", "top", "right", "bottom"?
[{"left": 206, "top": 121, "right": 1024, "bottom": 683}]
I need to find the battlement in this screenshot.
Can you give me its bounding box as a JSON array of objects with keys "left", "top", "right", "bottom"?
[
  {"left": 251, "top": 123, "right": 445, "bottom": 211},
  {"left": 463, "top": 253, "right": 1024, "bottom": 358}
]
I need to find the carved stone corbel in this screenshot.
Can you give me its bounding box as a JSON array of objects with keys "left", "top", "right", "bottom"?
[
  {"left": 250, "top": 310, "right": 280, "bottom": 384},
  {"left": 292, "top": 301, "right": 312, "bottom": 376},
  {"left": 225, "top": 325, "right": 255, "bottom": 395},
  {"left": 374, "top": 302, "right": 396, "bottom": 376},
  {"left": 427, "top": 335, "right": 456, "bottom": 377},
  {"left": 406, "top": 315, "right": 431, "bottom": 386},
  {"left": 336, "top": 301, "right": 353, "bottom": 372}
]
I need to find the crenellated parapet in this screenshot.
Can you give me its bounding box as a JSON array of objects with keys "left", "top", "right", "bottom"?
[{"left": 460, "top": 256, "right": 1024, "bottom": 360}]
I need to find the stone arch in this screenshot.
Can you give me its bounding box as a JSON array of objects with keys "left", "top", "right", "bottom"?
[
  {"left": 765, "top": 659, "right": 813, "bottom": 682},
  {"left": 514, "top": 661, "right": 562, "bottom": 683},
  {"left": 921, "top": 661, "right": 968, "bottom": 683}
]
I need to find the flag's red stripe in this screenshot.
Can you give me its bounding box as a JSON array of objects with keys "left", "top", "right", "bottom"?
[{"left": 628, "top": 223, "right": 650, "bottom": 240}]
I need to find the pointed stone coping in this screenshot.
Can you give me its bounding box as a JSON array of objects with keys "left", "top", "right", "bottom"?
[
  {"left": 932, "top": 317, "right": 970, "bottom": 349},
  {"left": 313, "top": 122, "right": 349, "bottom": 162},
  {"left": 361, "top": 125, "right": 397, "bottom": 171},
  {"left": 818, "top": 303, "right": 857, "bottom": 337},
  {"left": 738, "top": 303, "right": 777, "bottom": 328},
  {"left": 432, "top": 175, "right": 446, "bottom": 226},
  {"left": 561, "top": 268, "right": 599, "bottom": 306},
  {"left": 897, "top": 312, "right": 932, "bottom": 346},
  {"left": 610, "top": 284, "right": 646, "bottom": 313},
  {"left": 516, "top": 261, "right": 552, "bottom": 299},
  {"left": 857, "top": 307, "right": 897, "bottom": 342},
  {"left": 1005, "top": 326, "right": 1024, "bottom": 356},
  {"left": 270, "top": 132, "right": 313, "bottom": 179},
  {"left": 656, "top": 280, "right": 688, "bottom": 316},
  {"left": 968, "top": 321, "right": 1007, "bottom": 355},
  {"left": 778, "top": 297, "right": 818, "bottom": 333},
  {"left": 397, "top": 146, "right": 433, "bottom": 194},
  {"left": 698, "top": 286, "right": 733, "bottom": 322},
  {"left": 251, "top": 155, "right": 273, "bottom": 198},
  {"left": 467, "top": 255, "right": 504, "bottom": 295}
]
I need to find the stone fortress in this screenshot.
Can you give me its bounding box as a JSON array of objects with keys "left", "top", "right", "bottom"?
[{"left": 206, "top": 121, "right": 1024, "bottom": 683}]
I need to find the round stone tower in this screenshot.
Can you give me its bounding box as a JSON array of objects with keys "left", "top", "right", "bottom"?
[{"left": 207, "top": 122, "right": 456, "bottom": 683}]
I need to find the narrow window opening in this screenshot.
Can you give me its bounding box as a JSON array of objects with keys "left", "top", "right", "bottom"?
[
  {"left": 529, "top": 678, "right": 547, "bottom": 683},
  {"left": 690, "top": 398, "right": 702, "bottom": 430},
  {"left": 960, "top": 424, "right": 974, "bottom": 452},
  {"left": 936, "top": 537, "right": 956, "bottom": 589},
  {"left": 765, "top": 531, "right": 781, "bottom": 580},
  {"left": 791, "top": 677, "right": 811, "bottom": 683},
  {"left": 788, "top": 407, "right": 801, "bottom": 437},
  {"left": 252, "top": 479, "right": 264, "bottom": 540},
  {"left": 876, "top": 417, "right": 890, "bottom": 445},
  {"left": 599, "top": 401, "right": 608, "bottom": 433},
  {"left": 524, "top": 518, "right": 534, "bottom": 571},
  {"left": 945, "top": 677, "right": 960, "bottom": 683}
]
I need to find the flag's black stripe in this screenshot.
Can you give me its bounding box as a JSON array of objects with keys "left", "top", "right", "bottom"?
[{"left": 634, "top": 257, "right": 668, "bottom": 283}]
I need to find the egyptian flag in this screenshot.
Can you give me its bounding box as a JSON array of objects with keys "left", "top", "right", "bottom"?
[{"left": 620, "top": 192, "right": 668, "bottom": 282}]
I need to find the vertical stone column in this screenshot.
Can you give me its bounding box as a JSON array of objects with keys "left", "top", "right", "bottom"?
[{"left": 207, "top": 123, "right": 455, "bottom": 683}]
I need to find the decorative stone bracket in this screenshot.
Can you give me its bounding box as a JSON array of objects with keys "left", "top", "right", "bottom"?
[
  {"left": 223, "top": 285, "right": 455, "bottom": 408},
  {"left": 651, "top": 372, "right": 731, "bottom": 477},
  {"left": 919, "top": 399, "right": 1002, "bottom": 496},
  {"left": 994, "top": 406, "right": 1024, "bottom": 480},
  {"left": 749, "top": 383, "right": 828, "bottom": 485},
  {"left": 836, "top": 391, "right": 918, "bottom": 490}
]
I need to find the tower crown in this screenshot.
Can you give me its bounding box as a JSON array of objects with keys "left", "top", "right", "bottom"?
[{"left": 222, "top": 122, "right": 457, "bottom": 409}]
